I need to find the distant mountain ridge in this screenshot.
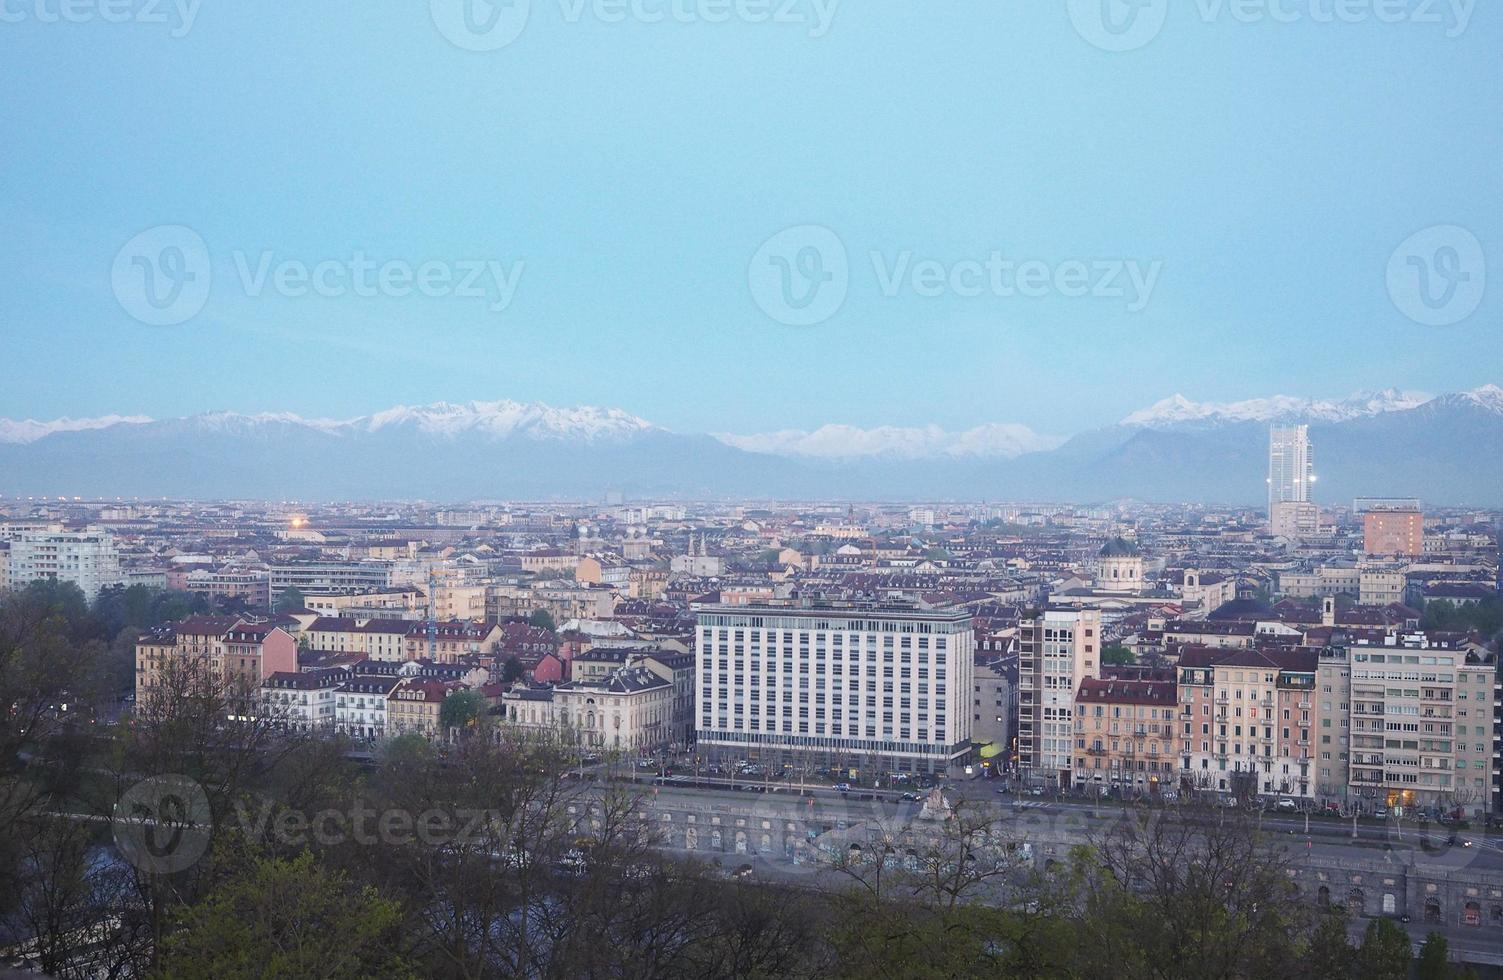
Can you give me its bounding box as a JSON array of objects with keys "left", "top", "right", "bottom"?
[{"left": 1, "top": 387, "right": 1500, "bottom": 504}]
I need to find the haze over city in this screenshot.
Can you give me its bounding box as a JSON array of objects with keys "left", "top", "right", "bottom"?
[{"left": 3, "top": 2, "right": 1503, "bottom": 978}]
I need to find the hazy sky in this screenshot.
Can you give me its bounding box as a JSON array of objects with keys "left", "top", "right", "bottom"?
[{"left": 1, "top": 0, "right": 1498, "bottom": 437}]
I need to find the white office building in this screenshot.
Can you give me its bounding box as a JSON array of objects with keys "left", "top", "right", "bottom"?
[{"left": 695, "top": 600, "right": 975, "bottom": 776}]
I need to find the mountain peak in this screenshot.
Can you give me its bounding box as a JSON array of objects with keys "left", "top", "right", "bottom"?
[{"left": 0, "top": 414, "right": 154, "bottom": 445}]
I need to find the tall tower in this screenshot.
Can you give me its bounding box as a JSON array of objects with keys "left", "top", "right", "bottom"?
[{"left": 1267, "top": 424, "right": 1314, "bottom": 514}]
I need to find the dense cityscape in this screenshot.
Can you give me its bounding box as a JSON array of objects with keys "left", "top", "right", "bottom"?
[
  {"left": 6, "top": 1, "right": 1501, "bottom": 977},
  {"left": 0, "top": 420, "right": 1499, "bottom": 975}
]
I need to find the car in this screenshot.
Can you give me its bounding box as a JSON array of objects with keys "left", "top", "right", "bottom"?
[
  {"left": 1218, "top": 796, "right": 1238, "bottom": 808},
  {"left": 1448, "top": 835, "right": 1472, "bottom": 848},
  {"left": 901, "top": 792, "right": 920, "bottom": 802},
  {"left": 732, "top": 863, "right": 754, "bottom": 879},
  {"left": 835, "top": 783, "right": 851, "bottom": 793},
  {"left": 1275, "top": 798, "right": 1298, "bottom": 813},
  {"left": 1374, "top": 807, "right": 1389, "bottom": 819}
]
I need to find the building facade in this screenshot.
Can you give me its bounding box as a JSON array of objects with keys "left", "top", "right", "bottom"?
[
  {"left": 1017, "top": 607, "right": 1103, "bottom": 787},
  {"left": 7, "top": 527, "right": 122, "bottom": 601},
  {"left": 695, "top": 601, "right": 975, "bottom": 776}
]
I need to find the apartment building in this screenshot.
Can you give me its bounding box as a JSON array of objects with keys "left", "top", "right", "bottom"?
[
  {"left": 1364, "top": 506, "right": 1425, "bottom": 557},
  {"left": 695, "top": 600, "right": 975, "bottom": 776},
  {"left": 386, "top": 678, "right": 460, "bottom": 739},
  {"left": 303, "top": 617, "right": 413, "bottom": 661},
  {"left": 7, "top": 526, "right": 122, "bottom": 600},
  {"left": 335, "top": 673, "right": 400, "bottom": 740},
  {"left": 1322, "top": 633, "right": 1498, "bottom": 816},
  {"left": 971, "top": 654, "right": 1014, "bottom": 763},
  {"left": 1016, "top": 607, "right": 1102, "bottom": 788},
  {"left": 1075, "top": 676, "right": 1177, "bottom": 794},
  {"left": 1176, "top": 647, "right": 1318, "bottom": 800},
  {"left": 184, "top": 568, "right": 272, "bottom": 609},
  {"left": 261, "top": 668, "right": 346, "bottom": 732},
  {"left": 135, "top": 615, "right": 298, "bottom": 704},
  {"left": 552, "top": 666, "right": 675, "bottom": 754},
  {"left": 269, "top": 561, "right": 392, "bottom": 602}
]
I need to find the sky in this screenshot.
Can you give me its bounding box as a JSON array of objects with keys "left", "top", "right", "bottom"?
[{"left": 0, "top": 0, "right": 1498, "bottom": 441}]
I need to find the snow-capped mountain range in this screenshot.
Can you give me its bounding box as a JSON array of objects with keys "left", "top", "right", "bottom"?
[
  {"left": 715, "top": 422, "right": 1064, "bottom": 460},
  {"left": 1119, "top": 388, "right": 1436, "bottom": 428},
  {"left": 1, "top": 386, "right": 1501, "bottom": 503},
  {"left": 0, "top": 400, "right": 659, "bottom": 445}
]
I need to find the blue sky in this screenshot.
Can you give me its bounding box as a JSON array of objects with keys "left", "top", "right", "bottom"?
[{"left": 1, "top": 0, "right": 1498, "bottom": 438}]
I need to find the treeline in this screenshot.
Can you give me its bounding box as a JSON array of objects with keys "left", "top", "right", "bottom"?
[
  {"left": 1421, "top": 596, "right": 1503, "bottom": 641},
  {"left": 0, "top": 585, "right": 1484, "bottom": 978},
  {"left": 4, "top": 580, "right": 250, "bottom": 698}
]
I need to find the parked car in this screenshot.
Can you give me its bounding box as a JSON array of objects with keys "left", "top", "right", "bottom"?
[
  {"left": 1374, "top": 806, "right": 1389, "bottom": 819},
  {"left": 1275, "top": 798, "right": 1298, "bottom": 813},
  {"left": 835, "top": 783, "right": 850, "bottom": 793}
]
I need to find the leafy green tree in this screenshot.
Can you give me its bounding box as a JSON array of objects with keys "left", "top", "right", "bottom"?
[
  {"left": 439, "top": 688, "right": 489, "bottom": 734},
  {"left": 1415, "top": 932, "right": 1450, "bottom": 980},
  {"left": 1303, "top": 910, "right": 1355, "bottom": 979},
  {"left": 274, "top": 586, "right": 306, "bottom": 614},
  {"left": 1356, "top": 917, "right": 1412, "bottom": 980},
  {"left": 501, "top": 655, "right": 526, "bottom": 683},
  {"left": 157, "top": 851, "right": 412, "bottom": 979},
  {"left": 1102, "top": 644, "right": 1137, "bottom": 666},
  {"left": 528, "top": 608, "right": 556, "bottom": 632}
]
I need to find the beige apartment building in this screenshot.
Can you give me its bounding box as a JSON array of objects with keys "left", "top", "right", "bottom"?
[
  {"left": 1177, "top": 647, "right": 1318, "bottom": 800},
  {"left": 1075, "top": 677, "right": 1177, "bottom": 794}
]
